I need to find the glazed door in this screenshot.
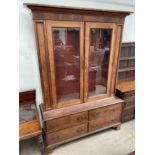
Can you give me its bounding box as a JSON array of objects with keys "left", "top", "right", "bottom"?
[
  {"left": 46, "top": 21, "right": 84, "bottom": 108},
  {"left": 84, "top": 22, "right": 116, "bottom": 102}
]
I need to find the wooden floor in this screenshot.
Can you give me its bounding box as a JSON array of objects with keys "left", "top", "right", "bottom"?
[{"left": 19, "top": 120, "right": 135, "bottom": 155}]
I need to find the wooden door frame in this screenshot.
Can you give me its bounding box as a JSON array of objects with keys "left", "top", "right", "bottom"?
[
  {"left": 84, "top": 22, "right": 117, "bottom": 102},
  {"left": 46, "top": 20, "right": 84, "bottom": 108}
]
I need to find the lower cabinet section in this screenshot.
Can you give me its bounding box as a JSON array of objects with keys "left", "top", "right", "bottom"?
[
  {"left": 89, "top": 103, "right": 121, "bottom": 132},
  {"left": 41, "top": 100, "right": 123, "bottom": 152},
  {"left": 46, "top": 123, "right": 87, "bottom": 145}
]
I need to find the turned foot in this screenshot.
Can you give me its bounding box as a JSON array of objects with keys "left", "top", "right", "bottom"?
[
  {"left": 113, "top": 124, "right": 121, "bottom": 130},
  {"left": 38, "top": 135, "right": 47, "bottom": 155}
]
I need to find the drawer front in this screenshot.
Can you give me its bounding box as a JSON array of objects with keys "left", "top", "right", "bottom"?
[
  {"left": 89, "top": 114, "right": 120, "bottom": 132},
  {"left": 122, "top": 113, "right": 135, "bottom": 122},
  {"left": 46, "top": 112, "right": 88, "bottom": 133},
  {"left": 47, "top": 123, "right": 87, "bottom": 145},
  {"left": 122, "top": 106, "right": 135, "bottom": 117},
  {"left": 122, "top": 106, "right": 135, "bottom": 122},
  {"left": 89, "top": 103, "right": 122, "bottom": 121},
  {"left": 124, "top": 100, "right": 135, "bottom": 109},
  {"left": 123, "top": 91, "right": 135, "bottom": 99},
  {"left": 124, "top": 96, "right": 135, "bottom": 102}
]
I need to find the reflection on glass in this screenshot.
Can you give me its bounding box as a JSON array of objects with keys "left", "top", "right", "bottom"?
[
  {"left": 88, "top": 29, "right": 112, "bottom": 97},
  {"left": 52, "top": 27, "right": 80, "bottom": 102}
]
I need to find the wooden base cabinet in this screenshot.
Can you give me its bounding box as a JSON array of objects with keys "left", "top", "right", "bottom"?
[
  {"left": 42, "top": 99, "right": 123, "bottom": 153},
  {"left": 26, "top": 4, "right": 130, "bottom": 154}
]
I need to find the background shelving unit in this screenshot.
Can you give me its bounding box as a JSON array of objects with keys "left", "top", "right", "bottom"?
[
  {"left": 116, "top": 42, "right": 135, "bottom": 122},
  {"left": 117, "top": 42, "right": 135, "bottom": 81}
]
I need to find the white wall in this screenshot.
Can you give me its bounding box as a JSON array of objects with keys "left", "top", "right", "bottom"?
[
  {"left": 122, "top": 13, "right": 135, "bottom": 42},
  {"left": 19, "top": 0, "right": 135, "bottom": 105}
]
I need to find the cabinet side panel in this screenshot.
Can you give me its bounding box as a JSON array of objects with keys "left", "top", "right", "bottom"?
[
  {"left": 110, "top": 25, "right": 123, "bottom": 95},
  {"left": 35, "top": 21, "right": 52, "bottom": 109}
]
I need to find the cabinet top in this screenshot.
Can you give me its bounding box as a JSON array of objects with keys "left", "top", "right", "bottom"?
[{"left": 24, "top": 3, "right": 131, "bottom": 17}]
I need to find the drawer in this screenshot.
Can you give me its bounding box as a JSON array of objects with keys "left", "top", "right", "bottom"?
[
  {"left": 124, "top": 96, "right": 135, "bottom": 102},
  {"left": 124, "top": 100, "right": 135, "bottom": 109},
  {"left": 123, "top": 91, "right": 135, "bottom": 99},
  {"left": 122, "top": 113, "right": 135, "bottom": 122},
  {"left": 89, "top": 103, "right": 122, "bottom": 121},
  {"left": 122, "top": 106, "right": 135, "bottom": 122},
  {"left": 89, "top": 114, "right": 120, "bottom": 132},
  {"left": 122, "top": 106, "right": 135, "bottom": 117},
  {"left": 19, "top": 120, "right": 42, "bottom": 140},
  {"left": 46, "top": 112, "right": 88, "bottom": 133},
  {"left": 47, "top": 123, "right": 87, "bottom": 145}
]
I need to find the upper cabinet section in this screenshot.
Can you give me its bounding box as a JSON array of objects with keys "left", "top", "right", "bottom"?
[{"left": 26, "top": 4, "right": 130, "bottom": 110}]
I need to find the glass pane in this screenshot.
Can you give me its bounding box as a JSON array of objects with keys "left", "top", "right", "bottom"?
[
  {"left": 88, "top": 28, "right": 112, "bottom": 97},
  {"left": 52, "top": 27, "right": 80, "bottom": 102}
]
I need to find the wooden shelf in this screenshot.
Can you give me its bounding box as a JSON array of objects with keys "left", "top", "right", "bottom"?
[
  {"left": 19, "top": 90, "right": 42, "bottom": 141},
  {"left": 120, "top": 56, "right": 135, "bottom": 61},
  {"left": 121, "top": 42, "right": 135, "bottom": 47},
  {"left": 116, "top": 78, "right": 135, "bottom": 92},
  {"left": 118, "top": 67, "right": 135, "bottom": 72}
]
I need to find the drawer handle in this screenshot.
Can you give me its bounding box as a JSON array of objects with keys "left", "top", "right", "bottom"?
[{"left": 112, "top": 119, "right": 117, "bottom": 123}]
